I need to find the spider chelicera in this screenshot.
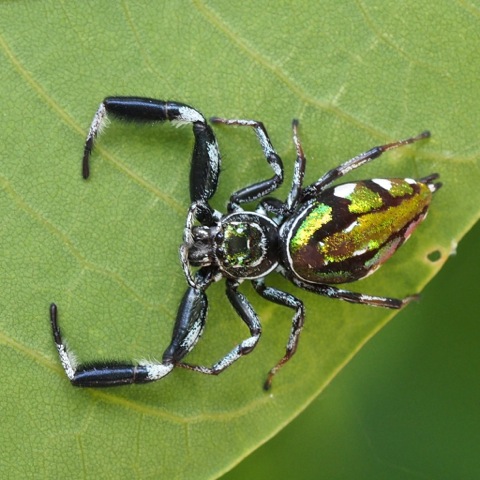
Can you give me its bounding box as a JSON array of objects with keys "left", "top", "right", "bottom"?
[{"left": 50, "top": 97, "right": 440, "bottom": 390}]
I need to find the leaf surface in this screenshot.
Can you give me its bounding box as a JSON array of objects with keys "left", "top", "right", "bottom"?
[{"left": 0, "top": 1, "right": 478, "bottom": 478}]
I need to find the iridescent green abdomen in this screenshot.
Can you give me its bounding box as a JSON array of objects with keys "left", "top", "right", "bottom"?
[{"left": 281, "top": 178, "right": 434, "bottom": 284}]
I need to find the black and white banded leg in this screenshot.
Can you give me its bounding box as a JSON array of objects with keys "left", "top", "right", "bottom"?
[
  {"left": 82, "top": 97, "right": 221, "bottom": 214},
  {"left": 50, "top": 303, "right": 172, "bottom": 387},
  {"left": 261, "top": 119, "right": 307, "bottom": 217},
  {"left": 301, "top": 131, "right": 431, "bottom": 201},
  {"left": 50, "top": 273, "right": 211, "bottom": 387},
  {"left": 210, "top": 117, "right": 284, "bottom": 211},
  {"left": 289, "top": 276, "right": 419, "bottom": 309},
  {"left": 175, "top": 279, "right": 262, "bottom": 377},
  {"left": 252, "top": 278, "right": 305, "bottom": 390}
]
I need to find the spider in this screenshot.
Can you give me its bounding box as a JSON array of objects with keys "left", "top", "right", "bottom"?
[{"left": 50, "top": 97, "right": 440, "bottom": 390}]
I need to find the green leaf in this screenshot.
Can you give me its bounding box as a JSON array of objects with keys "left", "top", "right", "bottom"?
[{"left": 0, "top": 1, "right": 478, "bottom": 479}]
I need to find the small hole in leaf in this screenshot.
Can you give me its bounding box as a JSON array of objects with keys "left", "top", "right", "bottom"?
[{"left": 427, "top": 250, "right": 441, "bottom": 262}]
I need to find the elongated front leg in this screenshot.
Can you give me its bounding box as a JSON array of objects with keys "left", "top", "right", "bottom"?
[
  {"left": 49, "top": 304, "right": 173, "bottom": 387},
  {"left": 49, "top": 278, "right": 210, "bottom": 387},
  {"left": 161, "top": 285, "right": 209, "bottom": 365},
  {"left": 82, "top": 97, "right": 220, "bottom": 207},
  {"left": 210, "top": 117, "right": 284, "bottom": 211},
  {"left": 302, "top": 131, "right": 431, "bottom": 200},
  {"left": 176, "top": 280, "right": 262, "bottom": 376},
  {"left": 252, "top": 278, "right": 305, "bottom": 390}
]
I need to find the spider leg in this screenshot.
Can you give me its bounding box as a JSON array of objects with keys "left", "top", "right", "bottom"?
[
  {"left": 82, "top": 97, "right": 220, "bottom": 214},
  {"left": 210, "top": 116, "right": 284, "bottom": 211},
  {"left": 259, "top": 119, "right": 307, "bottom": 217},
  {"left": 176, "top": 279, "right": 262, "bottom": 376},
  {"left": 49, "top": 272, "right": 211, "bottom": 387},
  {"left": 285, "top": 119, "right": 307, "bottom": 211},
  {"left": 289, "top": 276, "right": 419, "bottom": 309},
  {"left": 49, "top": 303, "right": 172, "bottom": 387},
  {"left": 252, "top": 278, "right": 305, "bottom": 390},
  {"left": 156, "top": 285, "right": 208, "bottom": 365},
  {"left": 302, "top": 130, "right": 431, "bottom": 200}
]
